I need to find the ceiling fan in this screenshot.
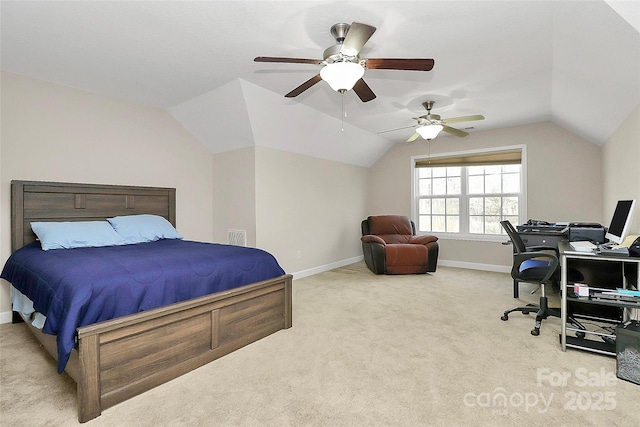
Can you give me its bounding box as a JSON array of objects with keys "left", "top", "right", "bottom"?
[
  {"left": 381, "top": 101, "right": 485, "bottom": 141},
  {"left": 254, "top": 22, "right": 435, "bottom": 102}
]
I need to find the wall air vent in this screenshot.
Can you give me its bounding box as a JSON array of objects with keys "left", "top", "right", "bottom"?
[{"left": 227, "top": 229, "right": 247, "bottom": 246}]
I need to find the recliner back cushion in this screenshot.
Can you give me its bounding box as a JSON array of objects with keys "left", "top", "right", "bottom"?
[{"left": 367, "top": 215, "right": 413, "bottom": 244}]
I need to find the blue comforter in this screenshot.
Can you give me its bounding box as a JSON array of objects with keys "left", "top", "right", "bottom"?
[{"left": 1, "top": 239, "right": 285, "bottom": 373}]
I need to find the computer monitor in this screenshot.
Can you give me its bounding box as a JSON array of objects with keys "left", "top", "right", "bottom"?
[{"left": 605, "top": 199, "right": 636, "bottom": 244}]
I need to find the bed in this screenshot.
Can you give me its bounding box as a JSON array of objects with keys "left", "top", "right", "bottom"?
[{"left": 2, "top": 180, "right": 292, "bottom": 422}]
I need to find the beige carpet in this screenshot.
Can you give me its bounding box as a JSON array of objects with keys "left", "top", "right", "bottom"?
[{"left": 1, "top": 262, "right": 638, "bottom": 426}]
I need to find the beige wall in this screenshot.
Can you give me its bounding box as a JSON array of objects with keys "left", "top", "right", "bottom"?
[
  {"left": 212, "top": 147, "right": 257, "bottom": 246},
  {"left": 602, "top": 104, "right": 640, "bottom": 237},
  {"left": 367, "top": 122, "right": 603, "bottom": 269},
  {"left": 211, "top": 146, "right": 368, "bottom": 274},
  {"left": 0, "top": 72, "right": 214, "bottom": 317},
  {"left": 254, "top": 147, "right": 369, "bottom": 274}
]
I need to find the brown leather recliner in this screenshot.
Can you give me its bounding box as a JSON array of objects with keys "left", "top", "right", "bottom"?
[{"left": 361, "top": 215, "right": 439, "bottom": 274}]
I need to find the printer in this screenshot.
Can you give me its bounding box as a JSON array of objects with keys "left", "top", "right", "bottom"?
[
  {"left": 566, "top": 222, "right": 606, "bottom": 243},
  {"left": 517, "top": 220, "right": 606, "bottom": 243}
]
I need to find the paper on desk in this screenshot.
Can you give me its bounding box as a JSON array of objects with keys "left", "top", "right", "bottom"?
[{"left": 616, "top": 234, "right": 640, "bottom": 249}]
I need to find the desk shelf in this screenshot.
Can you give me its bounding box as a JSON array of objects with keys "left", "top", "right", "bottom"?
[
  {"left": 567, "top": 292, "right": 640, "bottom": 311},
  {"left": 561, "top": 335, "right": 617, "bottom": 356},
  {"left": 560, "top": 243, "right": 640, "bottom": 357}
]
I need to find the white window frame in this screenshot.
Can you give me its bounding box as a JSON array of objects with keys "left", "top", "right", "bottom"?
[{"left": 411, "top": 145, "right": 528, "bottom": 242}]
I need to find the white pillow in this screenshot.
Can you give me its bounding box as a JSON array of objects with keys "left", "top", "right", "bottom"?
[
  {"left": 31, "top": 221, "right": 126, "bottom": 251},
  {"left": 107, "top": 214, "right": 182, "bottom": 244}
]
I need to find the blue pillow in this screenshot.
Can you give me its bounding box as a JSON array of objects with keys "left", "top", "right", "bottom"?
[
  {"left": 107, "top": 214, "right": 182, "bottom": 244},
  {"left": 31, "top": 221, "right": 126, "bottom": 251}
]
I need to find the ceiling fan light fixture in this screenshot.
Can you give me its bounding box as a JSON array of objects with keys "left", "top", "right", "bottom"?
[
  {"left": 416, "top": 124, "right": 443, "bottom": 140},
  {"left": 320, "top": 62, "right": 365, "bottom": 92}
]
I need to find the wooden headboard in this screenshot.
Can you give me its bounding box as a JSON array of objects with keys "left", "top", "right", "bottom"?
[{"left": 11, "top": 180, "right": 176, "bottom": 252}]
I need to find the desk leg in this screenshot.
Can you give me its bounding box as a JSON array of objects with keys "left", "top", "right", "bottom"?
[{"left": 561, "top": 254, "right": 568, "bottom": 352}]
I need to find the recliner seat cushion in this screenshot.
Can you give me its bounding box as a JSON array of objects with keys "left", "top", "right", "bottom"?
[{"left": 381, "top": 234, "right": 412, "bottom": 244}]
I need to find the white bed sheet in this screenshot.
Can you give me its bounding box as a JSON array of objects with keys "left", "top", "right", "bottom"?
[{"left": 11, "top": 285, "right": 46, "bottom": 329}]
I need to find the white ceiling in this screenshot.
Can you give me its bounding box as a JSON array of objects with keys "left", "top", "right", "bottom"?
[{"left": 2, "top": 1, "right": 639, "bottom": 167}]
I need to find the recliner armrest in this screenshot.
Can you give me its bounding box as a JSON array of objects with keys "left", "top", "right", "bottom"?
[
  {"left": 361, "top": 235, "right": 386, "bottom": 245},
  {"left": 408, "top": 235, "right": 438, "bottom": 245}
]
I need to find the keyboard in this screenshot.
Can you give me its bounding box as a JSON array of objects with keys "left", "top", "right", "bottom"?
[{"left": 597, "top": 244, "right": 629, "bottom": 256}]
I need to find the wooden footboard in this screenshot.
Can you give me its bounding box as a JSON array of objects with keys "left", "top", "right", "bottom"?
[
  {"left": 73, "top": 274, "right": 292, "bottom": 422},
  {"left": 27, "top": 274, "right": 292, "bottom": 422}
]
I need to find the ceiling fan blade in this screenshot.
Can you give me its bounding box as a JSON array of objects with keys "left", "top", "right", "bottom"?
[
  {"left": 442, "top": 125, "right": 469, "bottom": 138},
  {"left": 365, "top": 58, "right": 435, "bottom": 71},
  {"left": 352, "top": 78, "right": 376, "bottom": 102},
  {"left": 254, "top": 56, "right": 323, "bottom": 65},
  {"left": 377, "top": 125, "right": 416, "bottom": 135},
  {"left": 407, "top": 132, "right": 421, "bottom": 143},
  {"left": 340, "top": 22, "right": 376, "bottom": 57},
  {"left": 285, "top": 74, "right": 322, "bottom": 98},
  {"left": 443, "top": 114, "right": 485, "bottom": 124}
]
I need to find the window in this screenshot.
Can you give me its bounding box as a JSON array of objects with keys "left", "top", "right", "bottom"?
[{"left": 413, "top": 147, "right": 525, "bottom": 239}]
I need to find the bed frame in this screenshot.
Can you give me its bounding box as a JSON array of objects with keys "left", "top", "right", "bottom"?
[{"left": 9, "top": 180, "right": 292, "bottom": 423}]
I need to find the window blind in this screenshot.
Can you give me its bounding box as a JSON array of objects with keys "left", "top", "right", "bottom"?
[{"left": 415, "top": 149, "right": 522, "bottom": 168}]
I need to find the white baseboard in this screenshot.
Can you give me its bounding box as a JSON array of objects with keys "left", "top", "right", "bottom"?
[
  {"left": 437, "top": 259, "right": 511, "bottom": 274},
  {"left": 291, "top": 256, "right": 364, "bottom": 280},
  {"left": 0, "top": 310, "right": 13, "bottom": 325}
]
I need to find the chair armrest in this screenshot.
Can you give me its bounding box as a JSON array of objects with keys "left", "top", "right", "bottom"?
[
  {"left": 515, "top": 251, "right": 558, "bottom": 261},
  {"left": 361, "top": 235, "right": 386, "bottom": 245},
  {"left": 514, "top": 251, "right": 559, "bottom": 283},
  {"left": 409, "top": 235, "right": 438, "bottom": 245}
]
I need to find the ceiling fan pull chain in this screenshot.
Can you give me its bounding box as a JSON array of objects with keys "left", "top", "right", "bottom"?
[{"left": 341, "top": 91, "right": 345, "bottom": 131}]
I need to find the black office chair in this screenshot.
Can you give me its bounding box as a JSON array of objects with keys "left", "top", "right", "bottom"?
[{"left": 500, "top": 220, "right": 585, "bottom": 336}]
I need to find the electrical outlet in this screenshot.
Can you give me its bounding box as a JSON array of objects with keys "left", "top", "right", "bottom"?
[{"left": 296, "top": 250, "right": 302, "bottom": 259}]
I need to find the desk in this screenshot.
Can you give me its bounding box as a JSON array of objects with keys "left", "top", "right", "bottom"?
[{"left": 559, "top": 242, "right": 640, "bottom": 356}]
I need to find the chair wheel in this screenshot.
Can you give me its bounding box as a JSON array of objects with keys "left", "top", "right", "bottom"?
[
  {"left": 501, "top": 314, "right": 508, "bottom": 321},
  {"left": 531, "top": 328, "right": 540, "bottom": 336}
]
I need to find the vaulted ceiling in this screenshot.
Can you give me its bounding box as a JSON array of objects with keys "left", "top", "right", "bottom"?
[{"left": 2, "top": 1, "right": 639, "bottom": 167}]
